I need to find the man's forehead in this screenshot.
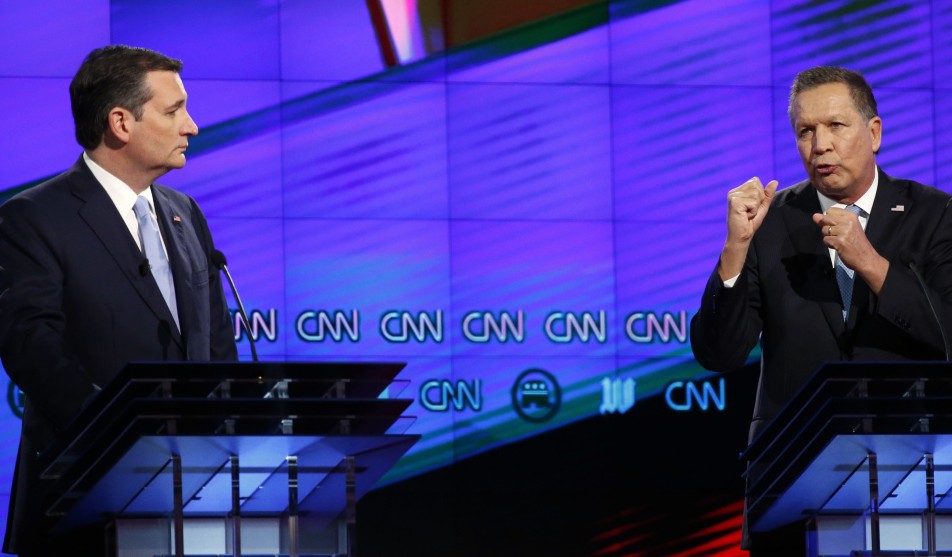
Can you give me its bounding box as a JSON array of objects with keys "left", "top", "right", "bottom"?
[
  {"left": 145, "top": 71, "right": 187, "bottom": 101},
  {"left": 146, "top": 70, "right": 184, "bottom": 86},
  {"left": 794, "top": 85, "right": 858, "bottom": 118}
]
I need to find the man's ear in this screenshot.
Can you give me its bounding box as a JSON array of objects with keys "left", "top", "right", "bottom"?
[
  {"left": 107, "top": 107, "right": 133, "bottom": 144},
  {"left": 868, "top": 115, "right": 882, "bottom": 155}
]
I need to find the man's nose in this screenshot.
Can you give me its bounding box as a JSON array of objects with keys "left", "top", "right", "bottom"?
[
  {"left": 813, "top": 126, "right": 832, "bottom": 152},
  {"left": 183, "top": 110, "right": 199, "bottom": 136}
]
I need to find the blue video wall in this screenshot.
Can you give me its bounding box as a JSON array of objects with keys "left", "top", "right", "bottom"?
[{"left": 1, "top": 0, "right": 952, "bottom": 551}]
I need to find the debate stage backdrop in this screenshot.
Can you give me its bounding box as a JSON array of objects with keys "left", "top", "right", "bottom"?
[{"left": 1, "top": 1, "right": 951, "bottom": 555}]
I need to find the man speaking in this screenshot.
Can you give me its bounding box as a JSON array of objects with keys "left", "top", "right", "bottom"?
[
  {"left": 690, "top": 66, "right": 952, "bottom": 554},
  {"left": 0, "top": 45, "right": 238, "bottom": 556}
]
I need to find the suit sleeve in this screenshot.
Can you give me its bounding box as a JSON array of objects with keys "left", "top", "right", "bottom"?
[
  {"left": 0, "top": 195, "right": 97, "bottom": 434},
  {"left": 690, "top": 245, "right": 764, "bottom": 372},
  {"left": 874, "top": 196, "right": 952, "bottom": 355}
]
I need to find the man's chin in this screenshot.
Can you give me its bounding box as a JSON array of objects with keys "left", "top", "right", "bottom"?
[{"left": 813, "top": 181, "right": 859, "bottom": 202}]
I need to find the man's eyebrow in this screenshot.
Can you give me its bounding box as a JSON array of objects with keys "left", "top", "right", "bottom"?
[{"left": 165, "top": 99, "right": 186, "bottom": 110}]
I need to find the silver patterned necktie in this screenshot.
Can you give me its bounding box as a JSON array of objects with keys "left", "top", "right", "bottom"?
[
  {"left": 835, "top": 204, "right": 864, "bottom": 321},
  {"left": 133, "top": 196, "right": 179, "bottom": 330}
]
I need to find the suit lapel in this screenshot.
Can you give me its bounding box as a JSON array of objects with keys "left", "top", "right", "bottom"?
[
  {"left": 781, "top": 182, "right": 847, "bottom": 336},
  {"left": 69, "top": 160, "right": 184, "bottom": 348},
  {"left": 790, "top": 169, "right": 911, "bottom": 332},
  {"left": 865, "top": 170, "right": 912, "bottom": 262},
  {"left": 153, "top": 187, "right": 192, "bottom": 341},
  {"left": 848, "top": 170, "right": 913, "bottom": 325}
]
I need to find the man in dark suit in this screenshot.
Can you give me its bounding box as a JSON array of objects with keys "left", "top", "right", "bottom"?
[
  {"left": 690, "top": 66, "right": 952, "bottom": 555},
  {"left": 0, "top": 45, "right": 238, "bottom": 556}
]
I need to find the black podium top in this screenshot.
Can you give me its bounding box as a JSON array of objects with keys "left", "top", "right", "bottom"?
[
  {"left": 36, "top": 361, "right": 419, "bottom": 531},
  {"left": 741, "top": 361, "right": 952, "bottom": 531}
]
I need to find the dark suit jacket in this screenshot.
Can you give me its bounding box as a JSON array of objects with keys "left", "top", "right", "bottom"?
[
  {"left": 691, "top": 169, "right": 952, "bottom": 443},
  {"left": 0, "top": 157, "right": 238, "bottom": 554}
]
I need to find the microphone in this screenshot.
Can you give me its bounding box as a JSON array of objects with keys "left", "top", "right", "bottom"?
[
  {"left": 903, "top": 255, "right": 951, "bottom": 361},
  {"left": 139, "top": 259, "right": 151, "bottom": 277},
  {"left": 210, "top": 249, "right": 258, "bottom": 362}
]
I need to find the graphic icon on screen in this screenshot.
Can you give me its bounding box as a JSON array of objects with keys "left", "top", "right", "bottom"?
[
  {"left": 599, "top": 376, "right": 636, "bottom": 415},
  {"left": 664, "top": 377, "right": 726, "bottom": 412},
  {"left": 420, "top": 379, "right": 482, "bottom": 412},
  {"left": 512, "top": 369, "right": 561, "bottom": 423}
]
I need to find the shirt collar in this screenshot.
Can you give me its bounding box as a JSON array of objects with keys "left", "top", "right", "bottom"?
[{"left": 83, "top": 152, "right": 157, "bottom": 215}]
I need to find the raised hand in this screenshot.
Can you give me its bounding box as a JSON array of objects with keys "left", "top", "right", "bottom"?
[{"left": 719, "top": 177, "right": 778, "bottom": 280}]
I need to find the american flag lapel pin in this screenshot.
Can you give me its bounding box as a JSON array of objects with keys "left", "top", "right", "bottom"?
[
  {"left": 172, "top": 215, "right": 182, "bottom": 223},
  {"left": 890, "top": 205, "right": 904, "bottom": 212}
]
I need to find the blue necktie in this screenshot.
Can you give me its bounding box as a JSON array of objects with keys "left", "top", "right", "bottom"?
[
  {"left": 835, "top": 204, "right": 864, "bottom": 321},
  {"left": 134, "top": 196, "right": 179, "bottom": 330}
]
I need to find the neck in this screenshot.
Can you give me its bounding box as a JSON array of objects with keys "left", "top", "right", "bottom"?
[{"left": 86, "top": 147, "right": 158, "bottom": 194}]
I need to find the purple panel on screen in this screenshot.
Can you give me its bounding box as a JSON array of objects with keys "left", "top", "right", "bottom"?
[
  {"left": 769, "top": 85, "right": 806, "bottom": 189},
  {"left": 282, "top": 82, "right": 448, "bottom": 219},
  {"left": 0, "top": 413, "right": 18, "bottom": 486},
  {"left": 770, "top": 0, "right": 932, "bottom": 88},
  {"left": 450, "top": 221, "right": 615, "bottom": 358},
  {"left": 936, "top": 4, "right": 952, "bottom": 86},
  {"left": 283, "top": 219, "right": 451, "bottom": 358},
  {"left": 281, "top": 0, "right": 387, "bottom": 81},
  {"left": 161, "top": 80, "right": 283, "bottom": 218},
  {"left": 874, "top": 89, "right": 936, "bottom": 187},
  {"left": 610, "top": 0, "right": 771, "bottom": 86},
  {"left": 936, "top": 91, "right": 952, "bottom": 194},
  {"left": 111, "top": 0, "right": 279, "bottom": 80},
  {"left": 0, "top": 1, "right": 109, "bottom": 77},
  {"left": 447, "top": 83, "right": 612, "bottom": 220},
  {"left": 0, "top": 494, "right": 7, "bottom": 533},
  {"left": 207, "top": 217, "right": 286, "bottom": 359},
  {"left": 0, "top": 386, "right": 17, "bottom": 533},
  {"left": 448, "top": 26, "right": 610, "bottom": 84},
  {"left": 178, "top": 80, "right": 281, "bottom": 128},
  {"left": 0, "top": 78, "right": 77, "bottom": 187},
  {"left": 615, "top": 221, "right": 723, "bottom": 358},
  {"left": 162, "top": 134, "right": 283, "bottom": 218},
  {"left": 612, "top": 85, "right": 774, "bottom": 222}
]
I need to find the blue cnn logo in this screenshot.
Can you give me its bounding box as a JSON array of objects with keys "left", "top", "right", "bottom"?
[
  {"left": 419, "top": 379, "right": 482, "bottom": 412},
  {"left": 665, "top": 378, "right": 725, "bottom": 411}
]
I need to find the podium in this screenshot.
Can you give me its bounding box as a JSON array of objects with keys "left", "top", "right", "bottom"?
[
  {"left": 742, "top": 361, "right": 952, "bottom": 556},
  {"left": 35, "top": 361, "right": 420, "bottom": 557}
]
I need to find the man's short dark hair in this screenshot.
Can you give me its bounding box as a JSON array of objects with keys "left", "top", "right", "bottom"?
[
  {"left": 787, "top": 66, "right": 878, "bottom": 126},
  {"left": 70, "top": 45, "right": 183, "bottom": 150}
]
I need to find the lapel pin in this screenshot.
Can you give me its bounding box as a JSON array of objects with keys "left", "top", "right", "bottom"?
[
  {"left": 890, "top": 205, "right": 904, "bottom": 212},
  {"left": 172, "top": 215, "right": 182, "bottom": 223}
]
